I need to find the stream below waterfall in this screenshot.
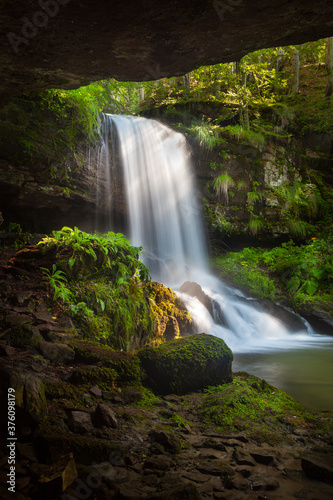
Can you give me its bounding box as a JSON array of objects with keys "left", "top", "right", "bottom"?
[{"left": 98, "top": 114, "right": 333, "bottom": 410}]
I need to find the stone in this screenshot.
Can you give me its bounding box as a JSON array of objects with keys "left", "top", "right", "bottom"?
[
  {"left": 0, "top": 345, "right": 16, "bottom": 356},
  {"left": 182, "top": 471, "right": 210, "bottom": 483},
  {"left": 92, "top": 403, "right": 118, "bottom": 428},
  {"left": 4, "top": 313, "right": 31, "bottom": 327},
  {"left": 196, "top": 438, "right": 227, "bottom": 452},
  {"left": 38, "top": 341, "right": 75, "bottom": 363},
  {"left": 180, "top": 281, "right": 213, "bottom": 315},
  {"left": 196, "top": 462, "right": 228, "bottom": 477},
  {"left": 89, "top": 386, "right": 103, "bottom": 398},
  {"left": 1, "top": 1, "right": 333, "bottom": 103},
  {"left": 149, "top": 430, "right": 184, "bottom": 454},
  {"left": 34, "top": 311, "right": 57, "bottom": 323},
  {"left": 67, "top": 410, "right": 93, "bottom": 434},
  {"left": 301, "top": 455, "right": 333, "bottom": 485},
  {"left": 143, "top": 455, "right": 172, "bottom": 471},
  {"left": 91, "top": 462, "right": 115, "bottom": 482},
  {"left": 232, "top": 450, "right": 255, "bottom": 466},
  {"left": 148, "top": 481, "right": 201, "bottom": 499},
  {"left": 13, "top": 291, "right": 33, "bottom": 305},
  {"left": 0, "top": 367, "right": 47, "bottom": 425},
  {"left": 251, "top": 477, "right": 280, "bottom": 491},
  {"left": 5, "top": 323, "right": 43, "bottom": 348},
  {"left": 38, "top": 453, "right": 77, "bottom": 497},
  {"left": 250, "top": 452, "right": 277, "bottom": 466},
  {"left": 138, "top": 333, "right": 233, "bottom": 395}
]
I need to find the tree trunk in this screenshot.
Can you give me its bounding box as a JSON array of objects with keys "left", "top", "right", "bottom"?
[
  {"left": 325, "top": 37, "right": 333, "bottom": 98},
  {"left": 138, "top": 84, "right": 144, "bottom": 102},
  {"left": 291, "top": 49, "right": 299, "bottom": 93},
  {"left": 183, "top": 73, "right": 191, "bottom": 91}
]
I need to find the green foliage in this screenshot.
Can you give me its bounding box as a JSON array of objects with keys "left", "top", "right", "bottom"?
[
  {"left": 212, "top": 249, "right": 277, "bottom": 301},
  {"left": 276, "top": 181, "right": 321, "bottom": 220},
  {"left": 189, "top": 121, "right": 221, "bottom": 150},
  {"left": 213, "top": 237, "right": 333, "bottom": 312},
  {"left": 260, "top": 239, "right": 333, "bottom": 300},
  {"left": 41, "top": 264, "right": 72, "bottom": 302},
  {"left": 38, "top": 226, "right": 150, "bottom": 283},
  {"left": 213, "top": 171, "right": 235, "bottom": 204},
  {"left": 247, "top": 215, "right": 264, "bottom": 236},
  {"left": 223, "top": 125, "right": 265, "bottom": 148},
  {"left": 38, "top": 228, "right": 152, "bottom": 350}
]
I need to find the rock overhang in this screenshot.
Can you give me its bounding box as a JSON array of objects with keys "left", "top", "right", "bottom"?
[{"left": 1, "top": 0, "right": 333, "bottom": 102}]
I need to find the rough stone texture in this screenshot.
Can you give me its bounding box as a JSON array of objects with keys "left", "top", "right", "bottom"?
[
  {"left": 138, "top": 333, "right": 233, "bottom": 395},
  {"left": 1, "top": 1, "right": 333, "bottom": 102},
  {"left": 180, "top": 281, "right": 213, "bottom": 316},
  {"left": 92, "top": 403, "right": 118, "bottom": 428},
  {"left": 38, "top": 453, "right": 77, "bottom": 497},
  {"left": 38, "top": 340, "right": 75, "bottom": 363},
  {"left": 0, "top": 366, "right": 47, "bottom": 425},
  {"left": 67, "top": 410, "right": 93, "bottom": 434},
  {"left": 301, "top": 455, "right": 333, "bottom": 485}
]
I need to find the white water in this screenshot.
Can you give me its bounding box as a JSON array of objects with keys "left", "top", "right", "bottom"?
[{"left": 101, "top": 114, "right": 332, "bottom": 355}]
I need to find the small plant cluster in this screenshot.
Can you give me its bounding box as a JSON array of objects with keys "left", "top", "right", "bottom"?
[
  {"left": 39, "top": 227, "right": 152, "bottom": 350},
  {"left": 259, "top": 238, "right": 333, "bottom": 298}
]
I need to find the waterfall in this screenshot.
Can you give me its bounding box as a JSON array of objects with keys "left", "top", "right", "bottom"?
[
  {"left": 98, "top": 114, "right": 332, "bottom": 353},
  {"left": 102, "top": 114, "right": 207, "bottom": 284}
]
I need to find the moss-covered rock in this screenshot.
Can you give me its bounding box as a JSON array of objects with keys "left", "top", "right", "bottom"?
[
  {"left": 143, "top": 282, "right": 193, "bottom": 344},
  {"left": 68, "top": 339, "right": 143, "bottom": 385},
  {"left": 198, "top": 372, "right": 333, "bottom": 445},
  {"left": 0, "top": 366, "right": 47, "bottom": 426},
  {"left": 138, "top": 333, "right": 233, "bottom": 395},
  {"left": 67, "top": 365, "right": 118, "bottom": 390}
]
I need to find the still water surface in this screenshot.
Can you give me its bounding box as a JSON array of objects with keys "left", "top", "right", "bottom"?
[{"left": 233, "top": 342, "right": 333, "bottom": 410}]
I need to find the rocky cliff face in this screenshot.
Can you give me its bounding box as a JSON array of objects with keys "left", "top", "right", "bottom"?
[
  {"left": 0, "top": 98, "right": 127, "bottom": 233},
  {"left": 1, "top": 0, "right": 333, "bottom": 102}
]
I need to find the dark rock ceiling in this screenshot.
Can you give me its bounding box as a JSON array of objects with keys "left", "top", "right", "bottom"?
[{"left": 1, "top": 0, "right": 333, "bottom": 102}]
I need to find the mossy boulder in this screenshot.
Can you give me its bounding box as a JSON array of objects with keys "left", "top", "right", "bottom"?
[
  {"left": 143, "top": 282, "right": 193, "bottom": 344},
  {"left": 138, "top": 333, "right": 233, "bottom": 395}
]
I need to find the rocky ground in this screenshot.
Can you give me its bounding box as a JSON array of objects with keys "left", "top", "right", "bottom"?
[{"left": 0, "top": 241, "right": 333, "bottom": 500}]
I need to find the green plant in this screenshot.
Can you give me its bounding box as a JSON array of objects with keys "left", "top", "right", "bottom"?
[
  {"left": 38, "top": 228, "right": 152, "bottom": 350},
  {"left": 190, "top": 121, "right": 221, "bottom": 150},
  {"left": 41, "top": 264, "right": 72, "bottom": 302},
  {"left": 213, "top": 171, "right": 235, "bottom": 204},
  {"left": 38, "top": 226, "right": 150, "bottom": 283},
  {"left": 247, "top": 215, "right": 264, "bottom": 236}
]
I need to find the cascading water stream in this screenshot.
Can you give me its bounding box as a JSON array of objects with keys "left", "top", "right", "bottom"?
[{"left": 97, "top": 114, "right": 332, "bottom": 358}]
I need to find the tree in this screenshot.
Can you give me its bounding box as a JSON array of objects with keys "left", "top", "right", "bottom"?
[
  {"left": 325, "top": 37, "right": 333, "bottom": 98},
  {"left": 290, "top": 48, "right": 299, "bottom": 93}
]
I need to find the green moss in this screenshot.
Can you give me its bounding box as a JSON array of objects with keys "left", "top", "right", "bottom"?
[
  {"left": 143, "top": 282, "right": 193, "bottom": 344},
  {"left": 44, "top": 380, "right": 85, "bottom": 404},
  {"left": 199, "top": 372, "right": 333, "bottom": 444},
  {"left": 68, "top": 365, "right": 118, "bottom": 390},
  {"left": 138, "top": 333, "right": 233, "bottom": 395},
  {"left": 5, "top": 324, "right": 43, "bottom": 348},
  {"left": 68, "top": 339, "right": 143, "bottom": 385}
]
